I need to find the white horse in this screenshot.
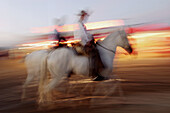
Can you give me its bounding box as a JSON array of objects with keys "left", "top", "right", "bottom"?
[{"left": 38, "top": 28, "right": 133, "bottom": 102}]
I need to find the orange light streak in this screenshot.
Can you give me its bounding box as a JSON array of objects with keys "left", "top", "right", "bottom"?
[{"left": 31, "top": 20, "right": 124, "bottom": 33}]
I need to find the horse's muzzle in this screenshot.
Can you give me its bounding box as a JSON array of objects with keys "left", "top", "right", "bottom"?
[{"left": 125, "top": 45, "right": 133, "bottom": 54}]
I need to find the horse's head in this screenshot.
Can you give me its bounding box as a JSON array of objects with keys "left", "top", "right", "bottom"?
[
  {"left": 117, "top": 30, "right": 133, "bottom": 54},
  {"left": 99, "top": 28, "right": 133, "bottom": 55}
]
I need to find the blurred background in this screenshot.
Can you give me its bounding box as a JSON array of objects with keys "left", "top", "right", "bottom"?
[
  {"left": 0, "top": 0, "right": 170, "bottom": 59},
  {"left": 0, "top": 0, "right": 170, "bottom": 113}
]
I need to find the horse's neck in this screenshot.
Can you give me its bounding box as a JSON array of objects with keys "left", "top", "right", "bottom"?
[
  {"left": 96, "top": 31, "right": 121, "bottom": 71},
  {"left": 100, "top": 31, "right": 120, "bottom": 52}
]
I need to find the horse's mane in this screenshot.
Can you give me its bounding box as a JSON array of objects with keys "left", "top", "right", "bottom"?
[{"left": 105, "top": 28, "right": 121, "bottom": 39}]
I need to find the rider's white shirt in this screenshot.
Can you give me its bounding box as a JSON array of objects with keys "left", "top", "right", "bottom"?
[{"left": 74, "top": 21, "right": 92, "bottom": 46}]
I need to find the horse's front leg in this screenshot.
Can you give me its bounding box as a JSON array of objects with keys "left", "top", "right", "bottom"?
[
  {"left": 90, "top": 74, "right": 124, "bottom": 107},
  {"left": 105, "top": 74, "right": 124, "bottom": 97}
]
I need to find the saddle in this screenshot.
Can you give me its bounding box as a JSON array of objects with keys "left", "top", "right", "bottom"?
[
  {"left": 72, "top": 42, "right": 87, "bottom": 56},
  {"left": 72, "top": 39, "right": 96, "bottom": 56}
]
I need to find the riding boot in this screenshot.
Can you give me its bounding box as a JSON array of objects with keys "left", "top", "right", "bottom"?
[{"left": 92, "top": 73, "right": 109, "bottom": 81}]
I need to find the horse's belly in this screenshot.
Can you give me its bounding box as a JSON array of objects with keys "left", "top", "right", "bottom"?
[{"left": 71, "top": 56, "right": 89, "bottom": 76}]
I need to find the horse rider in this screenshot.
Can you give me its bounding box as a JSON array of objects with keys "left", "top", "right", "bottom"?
[
  {"left": 74, "top": 10, "right": 105, "bottom": 81},
  {"left": 51, "top": 29, "right": 67, "bottom": 49},
  {"left": 74, "top": 10, "right": 93, "bottom": 45}
]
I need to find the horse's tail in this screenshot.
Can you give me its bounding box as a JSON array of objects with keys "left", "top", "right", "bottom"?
[{"left": 38, "top": 54, "right": 48, "bottom": 103}]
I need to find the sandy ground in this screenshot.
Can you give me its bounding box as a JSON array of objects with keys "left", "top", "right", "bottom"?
[{"left": 0, "top": 57, "right": 170, "bottom": 113}]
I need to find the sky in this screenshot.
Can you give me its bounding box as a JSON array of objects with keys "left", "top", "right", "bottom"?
[{"left": 0, "top": 0, "right": 170, "bottom": 47}]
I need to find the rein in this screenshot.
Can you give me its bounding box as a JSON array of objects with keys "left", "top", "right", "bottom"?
[{"left": 96, "top": 42, "right": 115, "bottom": 54}]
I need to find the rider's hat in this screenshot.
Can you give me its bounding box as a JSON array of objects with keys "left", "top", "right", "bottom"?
[{"left": 77, "top": 10, "right": 89, "bottom": 17}]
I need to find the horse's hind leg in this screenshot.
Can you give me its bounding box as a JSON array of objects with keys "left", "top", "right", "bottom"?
[
  {"left": 45, "top": 77, "right": 62, "bottom": 93},
  {"left": 43, "top": 74, "right": 65, "bottom": 102},
  {"left": 22, "top": 73, "right": 35, "bottom": 100}
]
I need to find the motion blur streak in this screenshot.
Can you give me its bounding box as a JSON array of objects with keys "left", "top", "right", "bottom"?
[
  {"left": 31, "top": 20, "right": 124, "bottom": 33},
  {"left": 17, "top": 30, "right": 170, "bottom": 59}
]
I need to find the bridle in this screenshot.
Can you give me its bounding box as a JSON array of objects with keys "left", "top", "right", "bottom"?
[{"left": 96, "top": 42, "right": 115, "bottom": 54}]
